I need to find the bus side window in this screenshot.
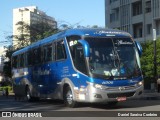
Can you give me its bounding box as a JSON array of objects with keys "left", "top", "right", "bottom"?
[
  {"left": 33, "top": 47, "right": 41, "bottom": 64},
  {"left": 19, "top": 54, "right": 25, "bottom": 68},
  {"left": 44, "top": 44, "right": 53, "bottom": 62},
  {"left": 27, "top": 50, "right": 32, "bottom": 66},
  {"left": 12, "top": 56, "right": 18, "bottom": 68},
  {"left": 24, "top": 52, "right": 28, "bottom": 67},
  {"left": 52, "top": 43, "right": 55, "bottom": 61},
  {"left": 56, "top": 40, "right": 67, "bottom": 60}
]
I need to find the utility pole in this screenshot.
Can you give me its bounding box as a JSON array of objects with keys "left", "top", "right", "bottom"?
[{"left": 153, "top": 29, "right": 157, "bottom": 91}]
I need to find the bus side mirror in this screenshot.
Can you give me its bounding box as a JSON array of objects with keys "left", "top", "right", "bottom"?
[
  {"left": 78, "top": 40, "right": 90, "bottom": 57},
  {"left": 135, "top": 41, "right": 142, "bottom": 57}
]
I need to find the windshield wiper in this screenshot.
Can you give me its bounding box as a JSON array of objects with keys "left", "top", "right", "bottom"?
[
  {"left": 91, "top": 73, "right": 114, "bottom": 80},
  {"left": 111, "top": 39, "right": 121, "bottom": 72}
]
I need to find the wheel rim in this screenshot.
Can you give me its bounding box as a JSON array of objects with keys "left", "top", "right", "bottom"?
[{"left": 66, "top": 89, "right": 73, "bottom": 105}]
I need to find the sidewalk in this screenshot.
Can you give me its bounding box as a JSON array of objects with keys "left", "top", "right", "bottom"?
[
  {"left": 0, "top": 91, "right": 14, "bottom": 97},
  {"left": 140, "top": 90, "right": 160, "bottom": 100}
]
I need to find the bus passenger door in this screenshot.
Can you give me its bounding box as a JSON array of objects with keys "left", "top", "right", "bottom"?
[{"left": 70, "top": 41, "right": 88, "bottom": 87}]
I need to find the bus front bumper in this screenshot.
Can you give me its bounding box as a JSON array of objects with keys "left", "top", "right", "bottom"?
[{"left": 75, "top": 83, "right": 143, "bottom": 103}]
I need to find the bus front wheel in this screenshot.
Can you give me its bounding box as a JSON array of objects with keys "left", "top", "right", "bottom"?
[{"left": 64, "top": 86, "right": 78, "bottom": 108}]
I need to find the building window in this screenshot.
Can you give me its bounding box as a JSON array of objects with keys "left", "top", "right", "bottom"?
[
  {"left": 110, "top": 8, "right": 119, "bottom": 23},
  {"left": 147, "top": 24, "right": 152, "bottom": 35},
  {"left": 110, "top": 0, "right": 118, "bottom": 4},
  {"left": 133, "top": 23, "right": 143, "bottom": 38},
  {"left": 110, "top": 13, "right": 115, "bottom": 23},
  {"left": 156, "top": 20, "right": 160, "bottom": 35},
  {"left": 146, "top": 0, "right": 151, "bottom": 13},
  {"left": 132, "top": 1, "right": 142, "bottom": 16}
]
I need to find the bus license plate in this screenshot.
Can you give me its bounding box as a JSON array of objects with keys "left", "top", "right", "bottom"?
[{"left": 117, "top": 97, "right": 126, "bottom": 101}]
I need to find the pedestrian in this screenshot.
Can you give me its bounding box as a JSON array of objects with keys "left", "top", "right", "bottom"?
[
  {"left": 2, "top": 88, "right": 5, "bottom": 96},
  {"left": 5, "top": 87, "right": 9, "bottom": 98}
]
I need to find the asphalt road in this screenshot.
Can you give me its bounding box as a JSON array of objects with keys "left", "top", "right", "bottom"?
[
  {"left": 0, "top": 94, "right": 160, "bottom": 119},
  {"left": 0, "top": 95, "right": 160, "bottom": 111}
]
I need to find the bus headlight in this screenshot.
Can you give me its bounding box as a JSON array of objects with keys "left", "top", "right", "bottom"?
[
  {"left": 94, "top": 84, "right": 107, "bottom": 90},
  {"left": 138, "top": 81, "right": 143, "bottom": 86},
  {"left": 95, "top": 84, "right": 103, "bottom": 89},
  {"left": 87, "top": 82, "right": 108, "bottom": 90}
]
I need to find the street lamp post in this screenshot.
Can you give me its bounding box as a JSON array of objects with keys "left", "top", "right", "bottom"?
[{"left": 153, "top": 29, "right": 157, "bottom": 91}]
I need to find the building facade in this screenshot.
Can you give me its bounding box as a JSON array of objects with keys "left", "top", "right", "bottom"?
[
  {"left": 105, "top": 0, "right": 160, "bottom": 41},
  {"left": 13, "top": 6, "right": 57, "bottom": 47}
]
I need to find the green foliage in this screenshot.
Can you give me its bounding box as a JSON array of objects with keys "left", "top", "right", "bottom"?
[
  {"left": 0, "top": 86, "right": 12, "bottom": 92},
  {"left": 29, "top": 21, "right": 58, "bottom": 43},
  {"left": 3, "top": 21, "right": 58, "bottom": 78},
  {"left": 3, "top": 61, "right": 12, "bottom": 78},
  {"left": 11, "top": 21, "right": 58, "bottom": 49},
  {"left": 141, "top": 38, "right": 160, "bottom": 78},
  {"left": 3, "top": 47, "right": 18, "bottom": 78}
]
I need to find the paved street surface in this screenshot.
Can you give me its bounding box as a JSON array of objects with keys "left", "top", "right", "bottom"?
[
  {"left": 0, "top": 92, "right": 160, "bottom": 119},
  {"left": 0, "top": 92, "right": 160, "bottom": 111}
]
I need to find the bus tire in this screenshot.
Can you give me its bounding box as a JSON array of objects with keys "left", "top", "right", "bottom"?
[{"left": 64, "top": 86, "right": 78, "bottom": 108}]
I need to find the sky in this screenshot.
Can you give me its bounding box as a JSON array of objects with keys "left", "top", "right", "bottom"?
[{"left": 0, "top": 0, "right": 105, "bottom": 48}]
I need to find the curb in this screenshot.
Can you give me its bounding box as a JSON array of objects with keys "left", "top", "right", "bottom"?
[
  {"left": 139, "top": 92, "right": 160, "bottom": 100},
  {"left": 141, "top": 96, "right": 160, "bottom": 100}
]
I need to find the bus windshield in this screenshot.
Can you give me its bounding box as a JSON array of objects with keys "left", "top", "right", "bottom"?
[{"left": 85, "top": 37, "right": 141, "bottom": 80}]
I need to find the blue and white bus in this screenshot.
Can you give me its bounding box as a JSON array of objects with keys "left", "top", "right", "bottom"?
[{"left": 12, "top": 29, "right": 143, "bottom": 107}]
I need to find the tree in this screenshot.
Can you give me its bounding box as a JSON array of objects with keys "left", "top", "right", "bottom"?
[
  {"left": 141, "top": 39, "right": 160, "bottom": 77},
  {"left": 13, "top": 21, "right": 31, "bottom": 48},
  {"left": 140, "top": 39, "right": 160, "bottom": 88},
  {"left": 3, "top": 21, "right": 58, "bottom": 79},
  {"left": 10, "top": 21, "right": 58, "bottom": 49},
  {"left": 2, "top": 46, "right": 17, "bottom": 78},
  {"left": 29, "top": 21, "right": 58, "bottom": 43}
]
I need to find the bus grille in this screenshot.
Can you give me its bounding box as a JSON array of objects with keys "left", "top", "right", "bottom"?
[
  {"left": 106, "top": 85, "right": 138, "bottom": 91},
  {"left": 107, "top": 92, "right": 135, "bottom": 98}
]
